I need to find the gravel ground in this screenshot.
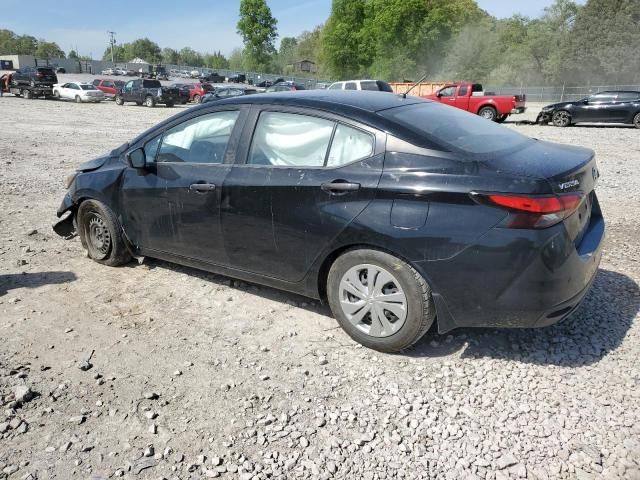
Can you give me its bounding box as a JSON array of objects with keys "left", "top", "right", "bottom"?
[{"left": 0, "top": 94, "right": 638, "bottom": 480}]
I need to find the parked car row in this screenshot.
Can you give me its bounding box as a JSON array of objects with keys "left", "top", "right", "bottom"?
[{"left": 100, "top": 67, "right": 136, "bottom": 76}]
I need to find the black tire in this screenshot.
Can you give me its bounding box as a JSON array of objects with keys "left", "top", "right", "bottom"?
[
  {"left": 115, "top": 95, "right": 124, "bottom": 106},
  {"left": 552, "top": 110, "right": 572, "bottom": 127},
  {"left": 165, "top": 102, "right": 174, "bottom": 108},
  {"left": 633, "top": 112, "right": 640, "bottom": 129},
  {"left": 77, "top": 200, "right": 132, "bottom": 267},
  {"left": 478, "top": 106, "right": 497, "bottom": 121},
  {"left": 22, "top": 89, "right": 32, "bottom": 100},
  {"left": 145, "top": 96, "right": 156, "bottom": 108},
  {"left": 326, "top": 248, "right": 435, "bottom": 353},
  {"left": 75, "top": 95, "right": 82, "bottom": 104},
  {"left": 193, "top": 94, "right": 201, "bottom": 104}
]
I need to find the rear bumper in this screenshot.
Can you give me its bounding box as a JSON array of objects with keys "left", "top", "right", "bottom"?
[
  {"left": 418, "top": 196, "right": 604, "bottom": 332},
  {"left": 511, "top": 107, "right": 526, "bottom": 114}
]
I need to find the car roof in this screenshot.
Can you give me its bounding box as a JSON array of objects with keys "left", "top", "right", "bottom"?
[{"left": 208, "top": 90, "right": 428, "bottom": 113}]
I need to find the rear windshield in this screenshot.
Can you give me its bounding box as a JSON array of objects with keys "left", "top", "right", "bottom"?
[
  {"left": 37, "top": 68, "right": 54, "bottom": 73},
  {"left": 143, "top": 80, "right": 162, "bottom": 88},
  {"left": 378, "top": 102, "right": 533, "bottom": 156},
  {"left": 80, "top": 85, "right": 97, "bottom": 90}
]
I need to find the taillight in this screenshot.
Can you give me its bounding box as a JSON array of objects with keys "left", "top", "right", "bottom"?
[
  {"left": 36, "top": 72, "right": 43, "bottom": 78},
  {"left": 472, "top": 192, "right": 584, "bottom": 229}
]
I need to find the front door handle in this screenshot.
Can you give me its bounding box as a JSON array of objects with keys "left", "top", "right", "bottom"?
[
  {"left": 321, "top": 181, "right": 361, "bottom": 194},
  {"left": 189, "top": 183, "right": 216, "bottom": 192}
]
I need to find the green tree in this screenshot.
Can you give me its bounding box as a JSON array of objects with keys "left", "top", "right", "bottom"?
[
  {"left": 564, "top": 0, "right": 640, "bottom": 83},
  {"left": 322, "top": 0, "right": 368, "bottom": 78},
  {"left": 275, "top": 36, "right": 297, "bottom": 70},
  {"left": 0, "top": 30, "right": 38, "bottom": 55},
  {"left": 204, "top": 51, "right": 229, "bottom": 69},
  {"left": 35, "top": 41, "right": 65, "bottom": 59},
  {"left": 237, "top": 0, "right": 278, "bottom": 71},
  {"left": 162, "top": 47, "right": 180, "bottom": 65},
  {"left": 179, "top": 47, "right": 204, "bottom": 66},
  {"left": 228, "top": 47, "right": 246, "bottom": 70},
  {"left": 68, "top": 49, "right": 79, "bottom": 59}
]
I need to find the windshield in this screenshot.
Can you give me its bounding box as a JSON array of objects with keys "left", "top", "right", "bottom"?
[
  {"left": 143, "top": 80, "right": 162, "bottom": 88},
  {"left": 378, "top": 102, "right": 533, "bottom": 156}
]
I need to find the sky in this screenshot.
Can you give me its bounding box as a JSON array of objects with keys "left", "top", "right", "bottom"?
[{"left": 2, "top": 0, "right": 585, "bottom": 59}]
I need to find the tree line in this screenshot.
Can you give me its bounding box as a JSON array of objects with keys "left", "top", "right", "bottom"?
[{"left": 3, "top": 0, "right": 639, "bottom": 86}]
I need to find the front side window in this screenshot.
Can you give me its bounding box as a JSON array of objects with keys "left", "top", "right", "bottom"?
[
  {"left": 458, "top": 85, "right": 468, "bottom": 96},
  {"left": 589, "top": 93, "right": 616, "bottom": 102},
  {"left": 125, "top": 81, "right": 134, "bottom": 89},
  {"left": 144, "top": 135, "right": 161, "bottom": 162},
  {"left": 248, "top": 112, "right": 334, "bottom": 167},
  {"left": 156, "top": 111, "right": 239, "bottom": 164},
  {"left": 328, "top": 83, "right": 342, "bottom": 90},
  {"left": 327, "top": 124, "right": 374, "bottom": 167},
  {"left": 439, "top": 86, "right": 456, "bottom": 97}
]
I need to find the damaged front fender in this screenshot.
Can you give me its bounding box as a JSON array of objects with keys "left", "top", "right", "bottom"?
[{"left": 53, "top": 193, "right": 77, "bottom": 239}]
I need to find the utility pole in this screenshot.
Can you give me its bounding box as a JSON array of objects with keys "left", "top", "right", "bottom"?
[{"left": 107, "top": 31, "right": 116, "bottom": 63}]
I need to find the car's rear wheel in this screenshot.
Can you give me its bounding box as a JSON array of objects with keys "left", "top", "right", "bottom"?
[
  {"left": 145, "top": 96, "right": 156, "bottom": 107},
  {"left": 78, "top": 200, "right": 131, "bottom": 267},
  {"left": 75, "top": 95, "right": 82, "bottom": 103},
  {"left": 478, "top": 106, "right": 497, "bottom": 121},
  {"left": 115, "top": 95, "right": 124, "bottom": 105},
  {"left": 633, "top": 112, "right": 640, "bottom": 129},
  {"left": 327, "top": 249, "right": 435, "bottom": 353},
  {"left": 552, "top": 110, "right": 572, "bottom": 127},
  {"left": 193, "top": 94, "right": 201, "bottom": 104}
]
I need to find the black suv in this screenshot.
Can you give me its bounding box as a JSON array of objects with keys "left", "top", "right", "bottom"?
[
  {"left": 12, "top": 66, "right": 58, "bottom": 87},
  {"left": 115, "top": 79, "right": 179, "bottom": 108}
]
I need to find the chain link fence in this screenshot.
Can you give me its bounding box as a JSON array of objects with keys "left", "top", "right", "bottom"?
[{"left": 485, "top": 84, "right": 640, "bottom": 103}]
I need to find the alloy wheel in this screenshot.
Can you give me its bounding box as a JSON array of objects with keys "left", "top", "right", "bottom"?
[
  {"left": 338, "top": 264, "right": 408, "bottom": 338},
  {"left": 553, "top": 111, "right": 571, "bottom": 127}
]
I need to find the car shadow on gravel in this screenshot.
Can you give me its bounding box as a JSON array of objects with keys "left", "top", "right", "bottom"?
[
  {"left": 407, "top": 269, "right": 639, "bottom": 367},
  {"left": 0, "top": 271, "right": 77, "bottom": 297}
]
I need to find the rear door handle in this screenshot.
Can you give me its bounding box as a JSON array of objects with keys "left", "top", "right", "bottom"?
[
  {"left": 321, "top": 181, "right": 361, "bottom": 194},
  {"left": 189, "top": 183, "right": 216, "bottom": 192}
]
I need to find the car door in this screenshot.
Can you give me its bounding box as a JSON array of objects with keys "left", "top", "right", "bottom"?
[
  {"left": 62, "top": 83, "right": 75, "bottom": 99},
  {"left": 221, "top": 107, "right": 385, "bottom": 282},
  {"left": 120, "top": 107, "right": 247, "bottom": 263},
  {"left": 122, "top": 80, "right": 136, "bottom": 101},
  {"left": 580, "top": 92, "right": 619, "bottom": 122},
  {"left": 455, "top": 84, "right": 470, "bottom": 110},
  {"left": 436, "top": 85, "right": 457, "bottom": 107}
]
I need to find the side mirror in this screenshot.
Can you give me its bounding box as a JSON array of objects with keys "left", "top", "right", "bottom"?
[
  {"left": 436, "top": 92, "right": 442, "bottom": 97},
  {"left": 127, "top": 148, "right": 146, "bottom": 169}
]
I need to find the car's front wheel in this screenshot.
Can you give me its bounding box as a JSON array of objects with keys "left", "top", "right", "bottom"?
[
  {"left": 75, "top": 95, "right": 82, "bottom": 103},
  {"left": 145, "top": 96, "right": 156, "bottom": 107},
  {"left": 77, "top": 200, "right": 131, "bottom": 267},
  {"left": 552, "top": 110, "right": 572, "bottom": 127},
  {"left": 633, "top": 112, "right": 640, "bottom": 129},
  {"left": 327, "top": 249, "right": 435, "bottom": 352},
  {"left": 115, "top": 95, "right": 124, "bottom": 105}
]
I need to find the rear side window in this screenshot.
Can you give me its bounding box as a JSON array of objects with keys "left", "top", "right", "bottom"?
[
  {"left": 590, "top": 93, "right": 616, "bottom": 102},
  {"left": 92, "top": 79, "right": 100, "bottom": 86},
  {"left": 345, "top": 82, "right": 357, "bottom": 90},
  {"left": 458, "top": 85, "right": 468, "bottom": 96},
  {"left": 379, "top": 103, "right": 532, "bottom": 157},
  {"left": 143, "top": 80, "right": 161, "bottom": 88},
  {"left": 615, "top": 92, "right": 639, "bottom": 101},
  {"left": 328, "top": 83, "right": 342, "bottom": 90},
  {"left": 248, "top": 112, "right": 334, "bottom": 167},
  {"left": 376, "top": 80, "right": 393, "bottom": 92},
  {"left": 327, "top": 125, "right": 374, "bottom": 167},
  {"left": 360, "top": 81, "right": 379, "bottom": 91}
]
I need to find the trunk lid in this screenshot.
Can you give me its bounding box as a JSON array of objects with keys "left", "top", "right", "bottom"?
[{"left": 488, "top": 139, "right": 598, "bottom": 244}]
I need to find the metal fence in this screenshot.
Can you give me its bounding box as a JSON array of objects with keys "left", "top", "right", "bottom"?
[{"left": 485, "top": 84, "right": 640, "bottom": 103}]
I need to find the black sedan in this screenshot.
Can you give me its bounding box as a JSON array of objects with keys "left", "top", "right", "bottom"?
[
  {"left": 539, "top": 90, "right": 640, "bottom": 128},
  {"left": 201, "top": 87, "right": 256, "bottom": 104},
  {"left": 54, "top": 91, "right": 604, "bottom": 352}
]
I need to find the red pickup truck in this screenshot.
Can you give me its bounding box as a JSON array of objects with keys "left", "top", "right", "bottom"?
[{"left": 423, "top": 83, "right": 526, "bottom": 122}]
